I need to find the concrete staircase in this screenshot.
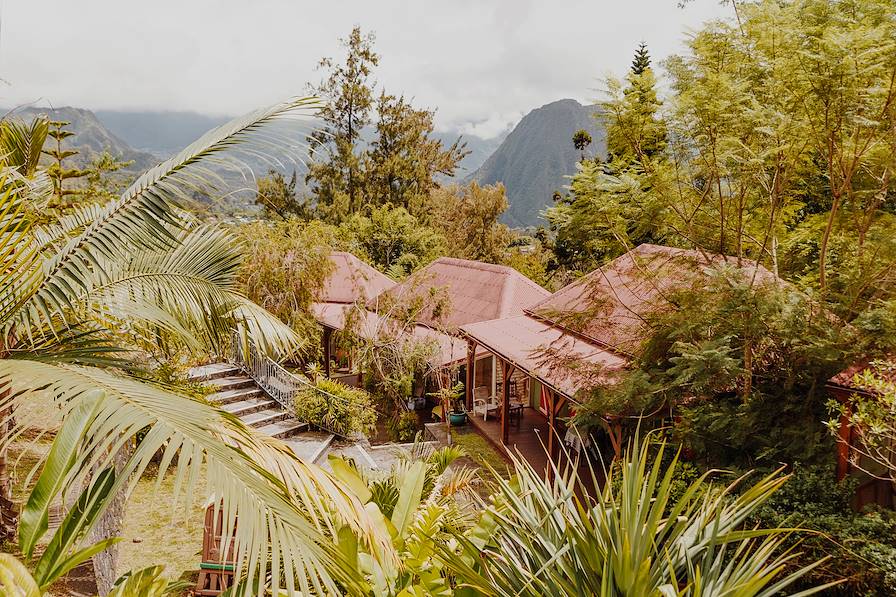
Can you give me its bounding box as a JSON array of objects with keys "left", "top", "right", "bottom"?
[{"left": 188, "top": 362, "right": 335, "bottom": 463}]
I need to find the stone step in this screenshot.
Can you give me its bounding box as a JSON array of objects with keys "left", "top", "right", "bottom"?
[
  {"left": 283, "top": 432, "right": 335, "bottom": 462},
  {"left": 221, "top": 397, "right": 277, "bottom": 417},
  {"left": 240, "top": 408, "right": 290, "bottom": 428},
  {"left": 187, "top": 362, "right": 240, "bottom": 382},
  {"left": 205, "top": 375, "right": 255, "bottom": 391},
  {"left": 208, "top": 387, "right": 263, "bottom": 405},
  {"left": 311, "top": 434, "right": 336, "bottom": 464},
  {"left": 257, "top": 419, "right": 309, "bottom": 439}
]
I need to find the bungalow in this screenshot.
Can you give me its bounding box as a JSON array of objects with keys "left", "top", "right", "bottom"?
[
  {"left": 310, "top": 252, "right": 397, "bottom": 381},
  {"left": 458, "top": 244, "right": 779, "bottom": 470},
  {"left": 310, "top": 245, "right": 782, "bottom": 479},
  {"left": 827, "top": 359, "right": 896, "bottom": 509},
  {"left": 369, "top": 257, "right": 551, "bottom": 399},
  {"left": 310, "top": 254, "right": 549, "bottom": 399}
]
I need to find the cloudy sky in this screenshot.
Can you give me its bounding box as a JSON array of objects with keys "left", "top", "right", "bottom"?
[{"left": 2, "top": 1, "right": 731, "bottom": 138}]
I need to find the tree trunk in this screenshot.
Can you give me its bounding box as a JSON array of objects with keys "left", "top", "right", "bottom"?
[
  {"left": 90, "top": 441, "right": 132, "bottom": 595},
  {"left": 0, "top": 388, "right": 17, "bottom": 541}
]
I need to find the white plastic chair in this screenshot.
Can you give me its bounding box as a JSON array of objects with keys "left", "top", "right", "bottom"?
[{"left": 472, "top": 386, "right": 498, "bottom": 421}]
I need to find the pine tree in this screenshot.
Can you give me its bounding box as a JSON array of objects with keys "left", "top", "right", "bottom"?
[
  {"left": 43, "top": 120, "right": 89, "bottom": 208},
  {"left": 306, "top": 27, "right": 379, "bottom": 219},
  {"left": 631, "top": 41, "right": 651, "bottom": 75},
  {"left": 363, "top": 92, "right": 467, "bottom": 214}
]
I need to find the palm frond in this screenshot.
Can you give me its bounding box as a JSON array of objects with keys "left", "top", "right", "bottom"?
[
  {"left": 0, "top": 175, "right": 43, "bottom": 333},
  {"left": 0, "top": 116, "right": 49, "bottom": 177},
  {"left": 0, "top": 359, "right": 394, "bottom": 595},
  {"left": 14, "top": 98, "right": 322, "bottom": 334}
]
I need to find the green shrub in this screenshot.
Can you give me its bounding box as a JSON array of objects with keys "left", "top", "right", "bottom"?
[
  {"left": 748, "top": 464, "right": 896, "bottom": 595},
  {"left": 294, "top": 378, "right": 376, "bottom": 437},
  {"left": 387, "top": 411, "right": 419, "bottom": 443}
]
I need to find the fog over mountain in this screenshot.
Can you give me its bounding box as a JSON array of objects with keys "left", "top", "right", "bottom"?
[
  {"left": 94, "top": 110, "right": 231, "bottom": 155},
  {"left": 5, "top": 102, "right": 601, "bottom": 228}
]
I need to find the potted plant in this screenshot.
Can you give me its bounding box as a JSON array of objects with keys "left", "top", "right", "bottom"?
[{"left": 431, "top": 382, "right": 466, "bottom": 426}]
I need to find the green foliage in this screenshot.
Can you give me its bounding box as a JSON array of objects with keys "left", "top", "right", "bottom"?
[
  {"left": 748, "top": 464, "right": 896, "bottom": 595},
  {"left": 572, "top": 128, "right": 592, "bottom": 160},
  {"left": 237, "top": 218, "right": 336, "bottom": 347},
  {"left": 254, "top": 169, "right": 313, "bottom": 220},
  {"left": 294, "top": 377, "right": 377, "bottom": 437},
  {"left": 363, "top": 92, "right": 467, "bottom": 214},
  {"left": 326, "top": 440, "right": 475, "bottom": 596},
  {"left": 43, "top": 120, "right": 90, "bottom": 208},
  {"left": 387, "top": 411, "right": 419, "bottom": 443},
  {"left": 338, "top": 203, "right": 446, "bottom": 276},
  {"left": 306, "top": 26, "right": 466, "bottom": 223},
  {"left": 306, "top": 26, "right": 379, "bottom": 215},
  {"left": 630, "top": 41, "right": 651, "bottom": 75},
  {"left": 576, "top": 268, "right": 854, "bottom": 466},
  {"left": 427, "top": 182, "right": 512, "bottom": 264},
  {"left": 438, "top": 435, "right": 834, "bottom": 596}
]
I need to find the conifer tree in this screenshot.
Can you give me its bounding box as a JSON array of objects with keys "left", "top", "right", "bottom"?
[
  {"left": 43, "top": 120, "right": 89, "bottom": 209},
  {"left": 306, "top": 27, "right": 379, "bottom": 219},
  {"left": 631, "top": 41, "right": 651, "bottom": 75},
  {"left": 572, "top": 129, "right": 592, "bottom": 162}
]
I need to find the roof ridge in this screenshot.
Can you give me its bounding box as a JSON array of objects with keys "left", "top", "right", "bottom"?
[
  {"left": 497, "top": 270, "right": 516, "bottom": 317},
  {"left": 432, "top": 256, "right": 549, "bottom": 294}
]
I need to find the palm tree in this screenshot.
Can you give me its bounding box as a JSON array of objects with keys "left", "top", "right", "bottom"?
[{"left": 0, "top": 101, "right": 393, "bottom": 594}]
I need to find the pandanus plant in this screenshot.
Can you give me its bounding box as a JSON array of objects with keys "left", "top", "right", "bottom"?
[{"left": 438, "top": 437, "right": 839, "bottom": 596}]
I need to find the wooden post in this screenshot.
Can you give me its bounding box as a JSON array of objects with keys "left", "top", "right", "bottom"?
[
  {"left": 836, "top": 399, "right": 853, "bottom": 481},
  {"left": 605, "top": 418, "right": 623, "bottom": 459},
  {"left": 322, "top": 327, "right": 332, "bottom": 379},
  {"left": 465, "top": 341, "right": 476, "bottom": 411},
  {"left": 547, "top": 390, "right": 556, "bottom": 460},
  {"left": 501, "top": 360, "right": 514, "bottom": 445}
]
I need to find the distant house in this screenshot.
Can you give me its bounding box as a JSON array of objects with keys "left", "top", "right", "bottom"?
[{"left": 827, "top": 359, "right": 896, "bottom": 508}]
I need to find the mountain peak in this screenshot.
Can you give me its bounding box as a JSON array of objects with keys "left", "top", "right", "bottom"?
[{"left": 469, "top": 98, "right": 605, "bottom": 228}]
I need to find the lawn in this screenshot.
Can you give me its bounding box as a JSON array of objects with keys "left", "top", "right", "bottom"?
[
  {"left": 449, "top": 426, "right": 511, "bottom": 492},
  {"left": 117, "top": 466, "right": 207, "bottom": 587},
  {"left": 7, "top": 429, "right": 206, "bottom": 593}
]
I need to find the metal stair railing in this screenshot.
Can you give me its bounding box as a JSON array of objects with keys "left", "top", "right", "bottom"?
[{"left": 228, "top": 332, "right": 354, "bottom": 438}]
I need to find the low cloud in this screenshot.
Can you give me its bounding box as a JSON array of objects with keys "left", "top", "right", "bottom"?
[{"left": 1, "top": 0, "right": 730, "bottom": 135}]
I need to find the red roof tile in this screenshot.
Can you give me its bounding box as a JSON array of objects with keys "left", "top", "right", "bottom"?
[
  {"left": 311, "top": 302, "right": 471, "bottom": 367},
  {"left": 829, "top": 357, "right": 896, "bottom": 391},
  {"left": 371, "top": 257, "right": 550, "bottom": 329},
  {"left": 529, "top": 244, "right": 779, "bottom": 355},
  {"left": 459, "top": 315, "right": 627, "bottom": 398},
  {"left": 319, "top": 252, "right": 396, "bottom": 304}
]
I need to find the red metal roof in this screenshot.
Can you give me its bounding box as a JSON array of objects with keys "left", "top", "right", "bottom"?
[
  {"left": 371, "top": 257, "right": 550, "bottom": 329},
  {"left": 529, "top": 244, "right": 779, "bottom": 355},
  {"left": 311, "top": 302, "right": 470, "bottom": 367},
  {"left": 459, "top": 315, "right": 627, "bottom": 398},
  {"left": 829, "top": 357, "right": 896, "bottom": 391},
  {"left": 318, "top": 252, "right": 396, "bottom": 304}
]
